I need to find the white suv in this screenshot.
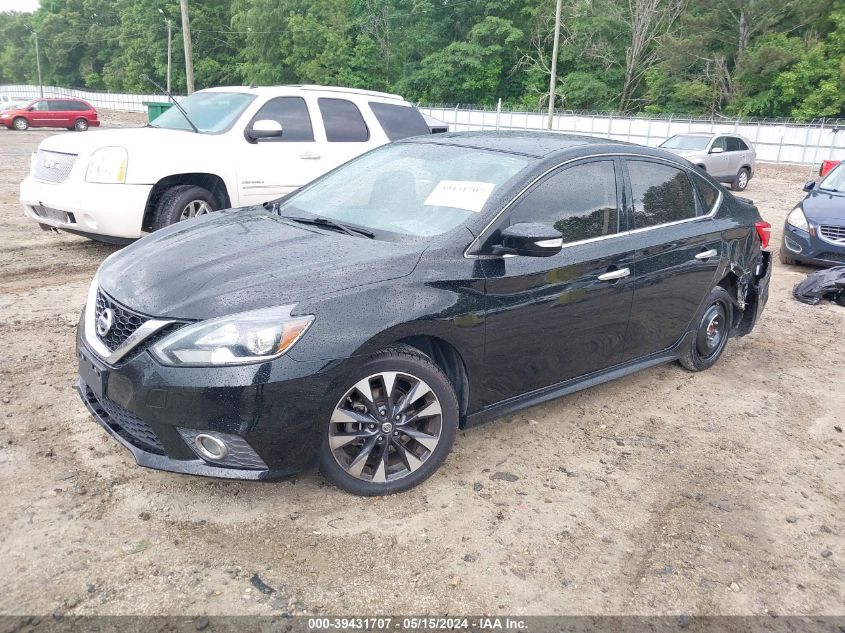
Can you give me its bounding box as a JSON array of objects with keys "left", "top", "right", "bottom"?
[{"left": 20, "top": 85, "right": 430, "bottom": 242}]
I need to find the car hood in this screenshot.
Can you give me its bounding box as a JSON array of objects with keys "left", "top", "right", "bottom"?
[
  {"left": 801, "top": 189, "right": 845, "bottom": 223},
  {"left": 660, "top": 148, "right": 704, "bottom": 159},
  {"left": 37, "top": 126, "right": 211, "bottom": 157},
  {"left": 97, "top": 207, "right": 425, "bottom": 320}
]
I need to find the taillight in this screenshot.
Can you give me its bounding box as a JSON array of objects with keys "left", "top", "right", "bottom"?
[{"left": 755, "top": 220, "right": 771, "bottom": 249}]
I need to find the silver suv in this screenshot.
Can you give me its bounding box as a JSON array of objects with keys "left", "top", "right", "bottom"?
[{"left": 659, "top": 133, "right": 756, "bottom": 191}]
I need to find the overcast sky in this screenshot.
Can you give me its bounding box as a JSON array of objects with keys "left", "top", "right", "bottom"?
[{"left": 1, "top": 0, "right": 39, "bottom": 12}]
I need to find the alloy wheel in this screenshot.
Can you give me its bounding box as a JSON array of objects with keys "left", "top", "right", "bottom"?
[
  {"left": 737, "top": 171, "right": 748, "bottom": 189},
  {"left": 13, "top": 118, "right": 27, "bottom": 131},
  {"left": 329, "top": 371, "right": 443, "bottom": 483},
  {"left": 179, "top": 200, "right": 213, "bottom": 220}
]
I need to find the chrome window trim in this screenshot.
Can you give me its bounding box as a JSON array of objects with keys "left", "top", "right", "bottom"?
[
  {"left": 83, "top": 278, "right": 178, "bottom": 365},
  {"left": 464, "top": 152, "right": 722, "bottom": 259}
]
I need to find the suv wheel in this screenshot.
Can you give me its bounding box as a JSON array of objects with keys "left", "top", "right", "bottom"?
[
  {"left": 319, "top": 345, "right": 459, "bottom": 495},
  {"left": 779, "top": 250, "right": 796, "bottom": 265},
  {"left": 74, "top": 118, "right": 89, "bottom": 131},
  {"left": 13, "top": 117, "right": 28, "bottom": 131},
  {"left": 151, "top": 185, "right": 217, "bottom": 231},
  {"left": 679, "top": 286, "right": 733, "bottom": 372},
  {"left": 731, "top": 167, "right": 750, "bottom": 191}
]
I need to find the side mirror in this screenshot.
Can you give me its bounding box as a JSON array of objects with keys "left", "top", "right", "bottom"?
[
  {"left": 709, "top": 146, "right": 724, "bottom": 154},
  {"left": 26, "top": 105, "right": 35, "bottom": 111},
  {"left": 491, "top": 222, "right": 563, "bottom": 257},
  {"left": 245, "top": 119, "right": 283, "bottom": 143},
  {"left": 803, "top": 181, "right": 816, "bottom": 192}
]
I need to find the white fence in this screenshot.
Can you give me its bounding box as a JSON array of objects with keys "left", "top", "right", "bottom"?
[
  {"left": 418, "top": 105, "right": 845, "bottom": 166},
  {"left": 4, "top": 84, "right": 843, "bottom": 165},
  {"left": 0, "top": 84, "right": 174, "bottom": 113}
]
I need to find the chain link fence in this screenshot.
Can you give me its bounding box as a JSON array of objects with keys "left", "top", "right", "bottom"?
[
  {"left": 418, "top": 104, "right": 845, "bottom": 166},
  {"left": 0, "top": 84, "right": 178, "bottom": 113}
]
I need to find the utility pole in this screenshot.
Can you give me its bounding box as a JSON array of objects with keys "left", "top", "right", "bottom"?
[
  {"left": 179, "top": 0, "right": 194, "bottom": 94},
  {"left": 165, "top": 18, "right": 172, "bottom": 93},
  {"left": 26, "top": 26, "right": 43, "bottom": 97},
  {"left": 546, "top": 0, "right": 562, "bottom": 130}
]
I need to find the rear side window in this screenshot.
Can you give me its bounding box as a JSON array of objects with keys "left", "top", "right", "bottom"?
[
  {"left": 318, "top": 98, "right": 369, "bottom": 142},
  {"left": 70, "top": 101, "right": 89, "bottom": 111},
  {"left": 509, "top": 160, "right": 620, "bottom": 243},
  {"left": 726, "top": 137, "right": 748, "bottom": 151},
  {"left": 249, "top": 97, "right": 314, "bottom": 142},
  {"left": 48, "top": 101, "right": 66, "bottom": 111},
  {"left": 628, "top": 160, "right": 697, "bottom": 228},
  {"left": 691, "top": 175, "right": 720, "bottom": 213},
  {"left": 369, "top": 102, "right": 430, "bottom": 140}
]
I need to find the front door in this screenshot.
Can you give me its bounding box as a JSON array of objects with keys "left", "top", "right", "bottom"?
[
  {"left": 28, "top": 99, "right": 51, "bottom": 127},
  {"left": 621, "top": 158, "right": 723, "bottom": 360},
  {"left": 709, "top": 136, "right": 731, "bottom": 178},
  {"left": 480, "top": 158, "right": 636, "bottom": 404},
  {"left": 235, "top": 96, "right": 327, "bottom": 205}
]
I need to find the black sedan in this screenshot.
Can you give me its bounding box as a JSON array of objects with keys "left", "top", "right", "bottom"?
[
  {"left": 76, "top": 132, "right": 772, "bottom": 496},
  {"left": 780, "top": 162, "right": 845, "bottom": 266}
]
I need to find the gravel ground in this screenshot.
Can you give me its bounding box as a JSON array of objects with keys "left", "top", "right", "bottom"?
[{"left": 0, "top": 112, "right": 843, "bottom": 617}]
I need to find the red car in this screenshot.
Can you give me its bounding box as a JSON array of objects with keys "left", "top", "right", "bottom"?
[{"left": 0, "top": 98, "right": 99, "bottom": 131}]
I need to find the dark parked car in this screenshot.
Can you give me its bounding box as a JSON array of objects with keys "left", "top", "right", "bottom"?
[
  {"left": 0, "top": 97, "right": 99, "bottom": 131},
  {"left": 781, "top": 162, "right": 845, "bottom": 266},
  {"left": 76, "top": 132, "right": 772, "bottom": 495}
]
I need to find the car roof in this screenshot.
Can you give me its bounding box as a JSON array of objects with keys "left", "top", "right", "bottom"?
[
  {"left": 199, "top": 84, "right": 406, "bottom": 102},
  {"left": 402, "top": 131, "right": 638, "bottom": 158}
]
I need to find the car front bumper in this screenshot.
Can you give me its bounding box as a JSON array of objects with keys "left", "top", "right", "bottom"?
[
  {"left": 781, "top": 223, "right": 845, "bottom": 266},
  {"left": 21, "top": 175, "right": 152, "bottom": 240},
  {"left": 76, "top": 320, "right": 343, "bottom": 481}
]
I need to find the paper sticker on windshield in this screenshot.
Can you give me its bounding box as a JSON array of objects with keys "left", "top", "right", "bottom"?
[{"left": 424, "top": 180, "right": 495, "bottom": 212}]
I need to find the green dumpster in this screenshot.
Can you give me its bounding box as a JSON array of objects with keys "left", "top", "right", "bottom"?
[{"left": 143, "top": 101, "right": 173, "bottom": 122}]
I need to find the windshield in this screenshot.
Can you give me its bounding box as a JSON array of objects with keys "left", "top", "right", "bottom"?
[
  {"left": 279, "top": 143, "right": 530, "bottom": 238},
  {"left": 819, "top": 162, "right": 845, "bottom": 192},
  {"left": 660, "top": 135, "right": 710, "bottom": 151},
  {"left": 150, "top": 91, "right": 255, "bottom": 133}
]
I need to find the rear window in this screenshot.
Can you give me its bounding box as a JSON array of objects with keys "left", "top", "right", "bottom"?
[
  {"left": 369, "top": 102, "right": 430, "bottom": 141},
  {"left": 318, "top": 98, "right": 369, "bottom": 142},
  {"left": 628, "top": 160, "right": 697, "bottom": 228}
]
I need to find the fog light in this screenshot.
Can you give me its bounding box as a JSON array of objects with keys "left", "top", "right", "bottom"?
[
  {"left": 784, "top": 235, "right": 803, "bottom": 253},
  {"left": 194, "top": 433, "right": 228, "bottom": 461}
]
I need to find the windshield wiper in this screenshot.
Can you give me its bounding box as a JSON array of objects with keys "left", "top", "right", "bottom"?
[
  {"left": 141, "top": 73, "right": 200, "bottom": 133},
  {"left": 279, "top": 214, "right": 375, "bottom": 239}
]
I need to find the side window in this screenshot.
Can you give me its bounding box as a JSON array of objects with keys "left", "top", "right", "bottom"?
[
  {"left": 31, "top": 100, "right": 48, "bottom": 111},
  {"left": 50, "top": 100, "right": 71, "bottom": 111},
  {"left": 71, "top": 101, "right": 87, "bottom": 111},
  {"left": 711, "top": 136, "right": 727, "bottom": 152},
  {"left": 318, "top": 98, "right": 369, "bottom": 142},
  {"left": 691, "top": 174, "right": 720, "bottom": 214},
  {"left": 726, "top": 137, "right": 742, "bottom": 152},
  {"left": 508, "top": 160, "right": 620, "bottom": 243},
  {"left": 369, "top": 102, "right": 430, "bottom": 141},
  {"left": 734, "top": 137, "right": 749, "bottom": 151},
  {"left": 248, "top": 97, "right": 314, "bottom": 142},
  {"left": 628, "top": 160, "right": 697, "bottom": 228}
]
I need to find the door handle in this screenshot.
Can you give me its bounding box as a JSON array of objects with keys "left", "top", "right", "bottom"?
[
  {"left": 300, "top": 152, "right": 321, "bottom": 160},
  {"left": 694, "top": 249, "right": 718, "bottom": 260},
  {"left": 597, "top": 267, "right": 631, "bottom": 282}
]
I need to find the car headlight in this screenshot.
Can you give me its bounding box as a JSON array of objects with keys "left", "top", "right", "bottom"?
[
  {"left": 786, "top": 207, "right": 809, "bottom": 232},
  {"left": 150, "top": 306, "right": 313, "bottom": 366},
  {"left": 85, "top": 146, "right": 127, "bottom": 183}
]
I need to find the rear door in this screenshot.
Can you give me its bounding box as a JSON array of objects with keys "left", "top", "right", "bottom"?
[
  {"left": 235, "top": 95, "right": 325, "bottom": 204},
  {"left": 481, "top": 158, "right": 637, "bottom": 403},
  {"left": 316, "top": 97, "right": 383, "bottom": 170},
  {"left": 620, "top": 159, "right": 723, "bottom": 361},
  {"left": 49, "top": 100, "right": 73, "bottom": 126}
]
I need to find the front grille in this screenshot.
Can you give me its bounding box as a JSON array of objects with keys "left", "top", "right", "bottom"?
[
  {"left": 820, "top": 225, "right": 845, "bottom": 244},
  {"left": 95, "top": 290, "right": 148, "bottom": 351},
  {"left": 33, "top": 149, "right": 77, "bottom": 183},
  {"left": 84, "top": 387, "right": 165, "bottom": 454},
  {"left": 819, "top": 252, "right": 845, "bottom": 263}
]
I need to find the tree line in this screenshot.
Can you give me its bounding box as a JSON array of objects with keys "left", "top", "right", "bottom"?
[{"left": 1, "top": 0, "right": 844, "bottom": 120}]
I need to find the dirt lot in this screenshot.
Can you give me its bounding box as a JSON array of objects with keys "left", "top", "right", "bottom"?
[{"left": 0, "top": 112, "right": 843, "bottom": 618}]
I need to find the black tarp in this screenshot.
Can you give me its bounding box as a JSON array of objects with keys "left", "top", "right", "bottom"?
[{"left": 793, "top": 266, "right": 845, "bottom": 305}]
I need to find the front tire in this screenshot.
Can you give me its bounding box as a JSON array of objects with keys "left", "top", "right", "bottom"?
[
  {"left": 679, "top": 287, "right": 733, "bottom": 372},
  {"left": 779, "top": 249, "right": 796, "bottom": 265},
  {"left": 13, "top": 117, "right": 28, "bottom": 131},
  {"left": 731, "top": 167, "right": 750, "bottom": 191},
  {"left": 151, "top": 184, "right": 217, "bottom": 231},
  {"left": 319, "top": 345, "right": 459, "bottom": 496},
  {"left": 74, "top": 118, "right": 89, "bottom": 131}
]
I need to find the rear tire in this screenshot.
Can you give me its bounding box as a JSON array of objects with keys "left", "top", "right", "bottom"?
[
  {"left": 679, "top": 287, "right": 733, "bottom": 372},
  {"left": 151, "top": 185, "right": 217, "bottom": 231},
  {"left": 319, "top": 345, "right": 459, "bottom": 496},
  {"left": 13, "top": 117, "right": 28, "bottom": 131},
  {"left": 74, "top": 118, "right": 89, "bottom": 131},
  {"left": 731, "top": 167, "right": 750, "bottom": 191}
]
